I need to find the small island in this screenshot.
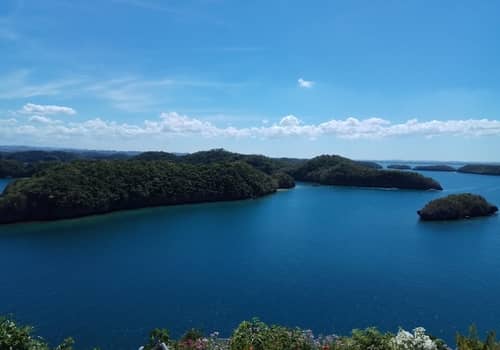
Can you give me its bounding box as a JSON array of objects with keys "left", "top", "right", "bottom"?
[
  {"left": 387, "top": 164, "right": 412, "bottom": 170},
  {"left": 413, "top": 165, "right": 456, "bottom": 172},
  {"left": 418, "top": 193, "right": 498, "bottom": 221},
  {"left": 458, "top": 164, "right": 500, "bottom": 176}
]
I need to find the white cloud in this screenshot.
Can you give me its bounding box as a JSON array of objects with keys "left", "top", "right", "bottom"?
[
  {"left": 22, "top": 103, "right": 76, "bottom": 116},
  {"left": 279, "top": 115, "right": 302, "bottom": 127},
  {"left": 28, "top": 115, "right": 62, "bottom": 124},
  {"left": 0, "top": 118, "right": 17, "bottom": 126},
  {"left": 298, "top": 78, "right": 314, "bottom": 88}
]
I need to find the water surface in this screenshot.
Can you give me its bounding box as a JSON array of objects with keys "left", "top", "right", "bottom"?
[{"left": 1, "top": 171, "right": 499, "bottom": 349}]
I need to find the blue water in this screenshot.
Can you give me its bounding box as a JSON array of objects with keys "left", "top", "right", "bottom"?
[
  {"left": 0, "top": 179, "right": 10, "bottom": 193},
  {"left": 1, "top": 171, "right": 500, "bottom": 349}
]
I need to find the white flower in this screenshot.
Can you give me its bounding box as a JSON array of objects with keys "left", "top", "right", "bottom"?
[{"left": 391, "top": 327, "right": 437, "bottom": 350}]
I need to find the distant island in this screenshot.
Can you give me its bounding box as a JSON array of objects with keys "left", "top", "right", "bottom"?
[
  {"left": 387, "top": 164, "right": 412, "bottom": 170},
  {"left": 293, "top": 155, "right": 442, "bottom": 190},
  {"left": 413, "top": 165, "right": 456, "bottom": 172},
  {"left": 458, "top": 164, "right": 500, "bottom": 176},
  {"left": 418, "top": 193, "right": 498, "bottom": 221}
]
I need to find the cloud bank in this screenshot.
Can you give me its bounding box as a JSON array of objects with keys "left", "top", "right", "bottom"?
[{"left": 2, "top": 111, "right": 500, "bottom": 144}]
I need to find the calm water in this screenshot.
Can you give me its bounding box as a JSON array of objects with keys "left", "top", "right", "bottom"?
[{"left": 1, "top": 171, "right": 500, "bottom": 349}]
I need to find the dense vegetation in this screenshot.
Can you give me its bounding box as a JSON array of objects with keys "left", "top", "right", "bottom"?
[
  {"left": 292, "top": 155, "right": 443, "bottom": 190},
  {"left": 4, "top": 316, "right": 500, "bottom": 350},
  {"left": 0, "top": 160, "right": 278, "bottom": 224},
  {"left": 134, "top": 149, "right": 306, "bottom": 177},
  {"left": 458, "top": 164, "right": 500, "bottom": 176},
  {"left": 0, "top": 150, "right": 134, "bottom": 178},
  {"left": 355, "top": 160, "right": 383, "bottom": 169},
  {"left": 387, "top": 164, "right": 412, "bottom": 170},
  {"left": 271, "top": 172, "right": 296, "bottom": 189},
  {"left": 414, "top": 165, "right": 456, "bottom": 172},
  {"left": 418, "top": 193, "right": 498, "bottom": 221}
]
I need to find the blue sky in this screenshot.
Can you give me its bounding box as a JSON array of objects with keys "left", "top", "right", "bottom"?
[{"left": 1, "top": 0, "right": 500, "bottom": 160}]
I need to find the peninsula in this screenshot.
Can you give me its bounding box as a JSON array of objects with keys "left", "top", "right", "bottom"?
[{"left": 293, "top": 155, "right": 442, "bottom": 190}]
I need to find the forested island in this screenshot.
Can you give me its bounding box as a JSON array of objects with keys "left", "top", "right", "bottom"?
[
  {"left": 292, "top": 155, "right": 442, "bottom": 190},
  {"left": 0, "top": 160, "right": 279, "bottom": 224},
  {"left": 387, "top": 164, "right": 412, "bottom": 170},
  {"left": 413, "top": 165, "right": 456, "bottom": 172},
  {"left": 458, "top": 164, "right": 500, "bottom": 176},
  {"left": 0, "top": 149, "right": 445, "bottom": 223},
  {"left": 418, "top": 193, "right": 498, "bottom": 221}
]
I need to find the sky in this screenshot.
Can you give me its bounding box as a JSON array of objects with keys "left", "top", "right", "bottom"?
[{"left": 1, "top": 0, "right": 500, "bottom": 161}]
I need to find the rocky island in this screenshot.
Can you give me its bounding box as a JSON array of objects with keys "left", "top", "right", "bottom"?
[
  {"left": 414, "top": 165, "right": 456, "bottom": 172},
  {"left": 293, "top": 155, "right": 442, "bottom": 190},
  {"left": 418, "top": 193, "right": 498, "bottom": 221}
]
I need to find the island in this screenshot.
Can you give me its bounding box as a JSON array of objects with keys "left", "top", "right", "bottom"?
[
  {"left": 417, "top": 193, "right": 498, "bottom": 221},
  {"left": 387, "top": 164, "right": 412, "bottom": 170},
  {"left": 413, "top": 165, "right": 456, "bottom": 172},
  {"left": 0, "top": 160, "right": 279, "bottom": 224},
  {"left": 0, "top": 149, "right": 446, "bottom": 223},
  {"left": 292, "top": 155, "right": 442, "bottom": 190},
  {"left": 458, "top": 164, "right": 500, "bottom": 176}
]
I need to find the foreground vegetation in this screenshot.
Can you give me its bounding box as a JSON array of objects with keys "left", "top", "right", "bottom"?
[
  {"left": 0, "top": 160, "right": 278, "bottom": 224},
  {"left": 418, "top": 193, "right": 498, "bottom": 221},
  {"left": 292, "top": 155, "right": 442, "bottom": 190},
  {"left": 4, "top": 316, "right": 500, "bottom": 350}
]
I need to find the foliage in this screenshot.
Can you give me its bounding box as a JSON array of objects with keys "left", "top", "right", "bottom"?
[
  {"left": 0, "top": 160, "right": 277, "bottom": 224},
  {"left": 292, "top": 155, "right": 442, "bottom": 190},
  {"left": 135, "top": 148, "right": 306, "bottom": 178},
  {"left": 144, "top": 328, "right": 171, "bottom": 350},
  {"left": 230, "top": 318, "right": 315, "bottom": 350},
  {"left": 6, "top": 315, "right": 500, "bottom": 350},
  {"left": 0, "top": 317, "right": 74, "bottom": 350},
  {"left": 418, "top": 193, "right": 498, "bottom": 221},
  {"left": 271, "top": 172, "right": 295, "bottom": 189},
  {"left": 356, "top": 161, "right": 383, "bottom": 169},
  {"left": 456, "top": 325, "right": 500, "bottom": 350}
]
